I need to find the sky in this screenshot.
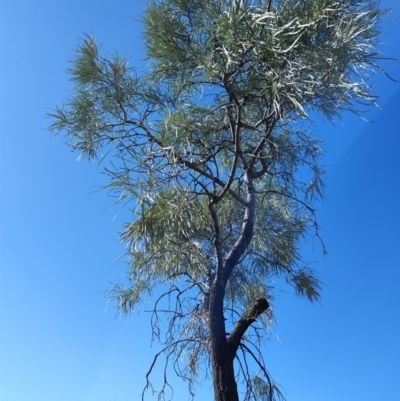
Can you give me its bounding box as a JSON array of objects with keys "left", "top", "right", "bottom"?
[{"left": 0, "top": 1, "right": 399, "bottom": 401}]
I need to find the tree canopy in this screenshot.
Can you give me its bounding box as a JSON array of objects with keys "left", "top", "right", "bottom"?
[{"left": 49, "top": 1, "right": 389, "bottom": 400}]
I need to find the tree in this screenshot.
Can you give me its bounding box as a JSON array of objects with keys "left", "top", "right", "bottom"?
[{"left": 48, "top": 1, "right": 389, "bottom": 400}]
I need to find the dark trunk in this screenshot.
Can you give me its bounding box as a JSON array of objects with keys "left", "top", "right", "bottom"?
[
  {"left": 211, "top": 338, "right": 238, "bottom": 401},
  {"left": 209, "top": 288, "right": 270, "bottom": 401},
  {"left": 209, "top": 278, "right": 239, "bottom": 401},
  {"left": 208, "top": 172, "right": 259, "bottom": 401}
]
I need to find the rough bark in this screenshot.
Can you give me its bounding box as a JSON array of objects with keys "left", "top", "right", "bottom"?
[
  {"left": 211, "top": 338, "right": 239, "bottom": 401},
  {"left": 209, "top": 279, "right": 239, "bottom": 401},
  {"left": 209, "top": 290, "right": 270, "bottom": 401}
]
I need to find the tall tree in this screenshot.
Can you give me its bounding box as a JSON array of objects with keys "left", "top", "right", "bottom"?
[{"left": 49, "top": 1, "right": 389, "bottom": 400}]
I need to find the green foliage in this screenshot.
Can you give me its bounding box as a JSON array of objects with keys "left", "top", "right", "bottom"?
[
  {"left": 143, "top": 0, "right": 385, "bottom": 117},
  {"left": 49, "top": 1, "right": 389, "bottom": 399}
]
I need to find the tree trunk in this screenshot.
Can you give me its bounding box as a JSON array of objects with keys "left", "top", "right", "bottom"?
[
  {"left": 209, "top": 290, "right": 270, "bottom": 401},
  {"left": 209, "top": 278, "right": 239, "bottom": 401},
  {"left": 208, "top": 171, "right": 260, "bottom": 401},
  {"left": 211, "top": 338, "right": 239, "bottom": 401}
]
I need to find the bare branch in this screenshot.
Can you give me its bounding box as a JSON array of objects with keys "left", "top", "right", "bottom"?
[{"left": 228, "top": 298, "right": 269, "bottom": 355}]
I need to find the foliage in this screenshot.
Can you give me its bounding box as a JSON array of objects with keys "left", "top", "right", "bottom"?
[{"left": 49, "top": 1, "right": 388, "bottom": 400}]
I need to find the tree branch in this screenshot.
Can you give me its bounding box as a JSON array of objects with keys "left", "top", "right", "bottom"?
[
  {"left": 249, "top": 116, "right": 278, "bottom": 171},
  {"left": 227, "top": 297, "right": 269, "bottom": 355},
  {"left": 221, "top": 170, "right": 256, "bottom": 286},
  {"left": 213, "top": 104, "right": 241, "bottom": 203},
  {"left": 124, "top": 119, "right": 248, "bottom": 206}
]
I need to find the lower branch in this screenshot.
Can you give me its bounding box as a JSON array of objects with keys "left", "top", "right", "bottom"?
[{"left": 227, "top": 297, "right": 269, "bottom": 354}]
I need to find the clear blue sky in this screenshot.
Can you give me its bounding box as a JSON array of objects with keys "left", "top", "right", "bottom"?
[{"left": 0, "top": 1, "right": 399, "bottom": 400}]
